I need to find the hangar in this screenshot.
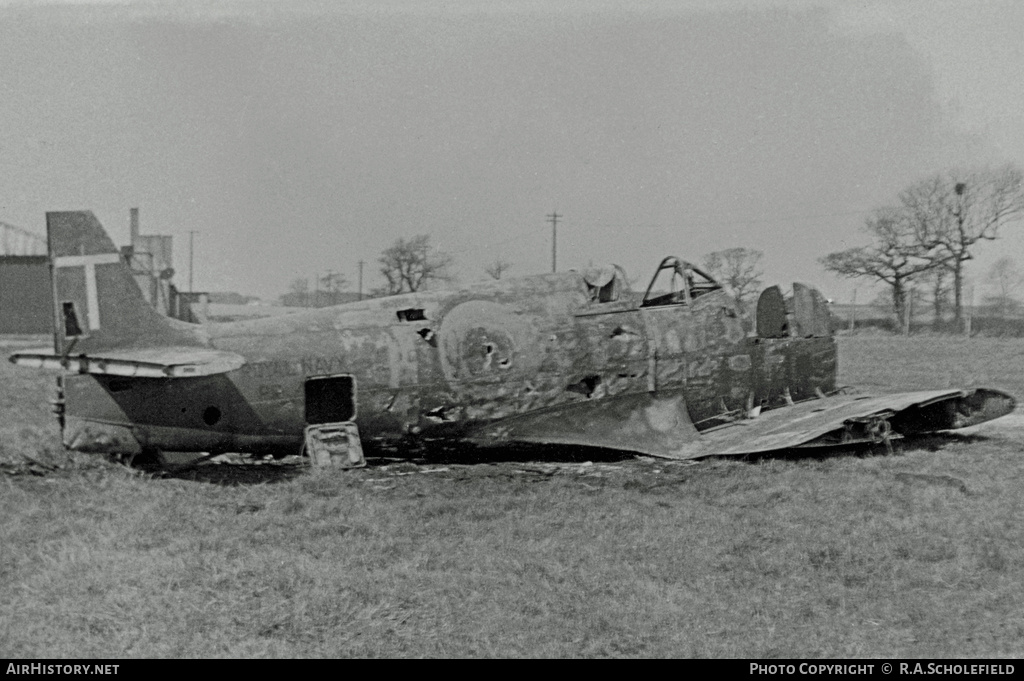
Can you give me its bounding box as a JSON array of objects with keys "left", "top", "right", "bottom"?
[{"left": 0, "top": 221, "right": 50, "bottom": 334}]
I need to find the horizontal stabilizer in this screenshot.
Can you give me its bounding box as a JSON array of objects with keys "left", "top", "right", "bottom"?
[{"left": 9, "top": 346, "right": 245, "bottom": 378}]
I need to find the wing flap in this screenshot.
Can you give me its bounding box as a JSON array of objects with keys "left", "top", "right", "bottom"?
[{"left": 9, "top": 346, "right": 245, "bottom": 377}]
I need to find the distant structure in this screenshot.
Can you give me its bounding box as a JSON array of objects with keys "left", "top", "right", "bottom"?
[
  {"left": 173, "top": 291, "right": 209, "bottom": 324},
  {"left": 122, "top": 208, "right": 206, "bottom": 323},
  {"left": 1, "top": 221, "right": 47, "bottom": 256},
  {"left": 124, "top": 208, "right": 175, "bottom": 314},
  {"left": 0, "top": 222, "right": 51, "bottom": 333},
  {"left": 279, "top": 289, "right": 364, "bottom": 308}
]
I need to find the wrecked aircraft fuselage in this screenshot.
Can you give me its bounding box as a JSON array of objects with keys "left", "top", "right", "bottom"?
[{"left": 11, "top": 212, "right": 1016, "bottom": 462}]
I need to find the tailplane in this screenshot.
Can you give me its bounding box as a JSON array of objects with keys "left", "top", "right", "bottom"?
[{"left": 47, "top": 211, "right": 203, "bottom": 353}]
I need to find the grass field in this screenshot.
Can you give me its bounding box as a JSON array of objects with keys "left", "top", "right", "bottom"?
[{"left": 1, "top": 334, "right": 1023, "bottom": 658}]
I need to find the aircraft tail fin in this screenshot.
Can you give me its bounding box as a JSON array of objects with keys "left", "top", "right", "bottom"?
[{"left": 46, "top": 211, "right": 204, "bottom": 354}]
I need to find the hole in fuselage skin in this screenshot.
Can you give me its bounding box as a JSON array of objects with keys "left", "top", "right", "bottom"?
[
  {"left": 417, "top": 328, "right": 437, "bottom": 347},
  {"left": 397, "top": 308, "right": 426, "bottom": 322},
  {"left": 566, "top": 374, "right": 602, "bottom": 398},
  {"left": 203, "top": 406, "right": 222, "bottom": 426}
]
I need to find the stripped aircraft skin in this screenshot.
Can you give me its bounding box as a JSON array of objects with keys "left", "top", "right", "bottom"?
[{"left": 9, "top": 211, "right": 1017, "bottom": 462}]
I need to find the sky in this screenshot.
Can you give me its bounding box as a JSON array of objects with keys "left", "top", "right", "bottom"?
[{"left": 1, "top": 0, "right": 1022, "bottom": 303}]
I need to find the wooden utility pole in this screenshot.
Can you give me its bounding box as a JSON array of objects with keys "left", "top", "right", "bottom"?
[
  {"left": 358, "top": 260, "right": 365, "bottom": 301},
  {"left": 547, "top": 210, "right": 561, "bottom": 273}
]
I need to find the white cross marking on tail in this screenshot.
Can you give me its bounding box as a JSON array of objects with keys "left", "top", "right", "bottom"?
[{"left": 53, "top": 253, "right": 122, "bottom": 331}]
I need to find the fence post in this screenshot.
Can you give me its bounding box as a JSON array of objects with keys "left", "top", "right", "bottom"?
[
  {"left": 903, "top": 287, "right": 913, "bottom": 336},
  {"left": 849, "top": 288, "right": 856, "bottom": 331},
  {"left": 965, "top": 284, "right": 974, "bottom": 338}
]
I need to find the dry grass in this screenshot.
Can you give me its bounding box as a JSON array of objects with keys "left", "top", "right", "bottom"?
[
  {"left": 837, "top": 333, "right": 1024, "bottom": 398},
  {"left": 1, "top": 334, "right": 1023, "bottom": 658},
  {"left": 1, "top": 336, "right": 71, "bottom": 472}
]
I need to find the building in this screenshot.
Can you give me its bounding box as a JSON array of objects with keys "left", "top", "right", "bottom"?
[
  {"left": 124, "top": 208, "right": 177, "bottom": 316},
  {"left": 0, "top": 222, "right": 51, "bottom": 334}
]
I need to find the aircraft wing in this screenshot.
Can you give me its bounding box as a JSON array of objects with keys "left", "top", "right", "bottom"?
[
  {"left": 8, "top": 346, "right": 245, "bottom": 378},
  {"left": 662, "top": 388, "right": 1017, "bottom": 460},
  {"left": 468, "top": 388, "right": 1015, "bottom": 460}
]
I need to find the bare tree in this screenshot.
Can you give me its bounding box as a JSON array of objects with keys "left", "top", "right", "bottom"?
[
  {"left": 984, "top": 257, "right": 1024, "bottom": 318},
  {"left": 821, "top": 208, "right": 938, "bottom": 327},
  {"left": 282, "top": 277, "right": 311, "bottom": 307},
  {"left": 378, "top": 235, "right": 454, "bottom": 294},
  {"left": 916, "top": 262, "right": 954, "bottom": 329},
  {"left": 319, "top": 271, "right": 349, "bottom": 306},
  {"left": 484, "top": 257, "right": 513, "bottom": 280},
  {"left": 899, "top": 164, "right": 1024, "bottom": 328},
  {"left": 702, "top": 247, "right": 763, "bottom": 309}
]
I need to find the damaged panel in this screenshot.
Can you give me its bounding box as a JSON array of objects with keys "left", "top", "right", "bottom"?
[
  {"left": 756, "top": 286, "right": 788, "bottom": 338},
  {"left": 639, "top": 306, "right": 688, "bottom": 392},
  {"left": 396, "top": 308, "right": 427, "bottom": 322},
  {"left": 746, "top": 336, "right": 837, "bottom": 413},
  {"left": 469, "top": 389, "right": 702, "bottom": 457},
  {"left": 642, "top": 288, "right": 753, "bottom": 424},
  {"left": 792, "top": 282, "right": 832, "bottom": 338},
  {"left": 573, "top": 308, "right": 648, "bottom": 402},
  {"left": 657, "top": 388, "right": 1017, "bottom": 460}
]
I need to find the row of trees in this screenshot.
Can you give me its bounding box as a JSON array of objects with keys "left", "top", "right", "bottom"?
[
  {"left": 822, "top": 165, "right": 1024, "bottom": 329},
  {"left": 279, "top": 165, "right": 1023, "bottom": 321},
  {"left": 283, "top": 234, "right": 457, "bottom": 306},
  {"left": 283, "top": 239, "right": 767, "bottom": 308},
  {"left": 685, "top": 166, "right": 1024, "bottom": 327},
  {"left": 282, "top": 271, "right": 354, "bottom": 307},
  {"left": 985, "top": 257, "right": 1024, "bottom": 317}
]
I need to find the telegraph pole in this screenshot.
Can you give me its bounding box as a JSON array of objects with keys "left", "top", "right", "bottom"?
[
  {"left": 547, "top": 210, "right": 561, "bottom": 273},
  {"left": 358, "top": 260, "right": 365, "bottom": 301},
  {"left": 954, "top": 182, "right": 968, "bottom": 335},
  {"left": 188, "top": 231, "right": 198, "bottom": 292}
]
